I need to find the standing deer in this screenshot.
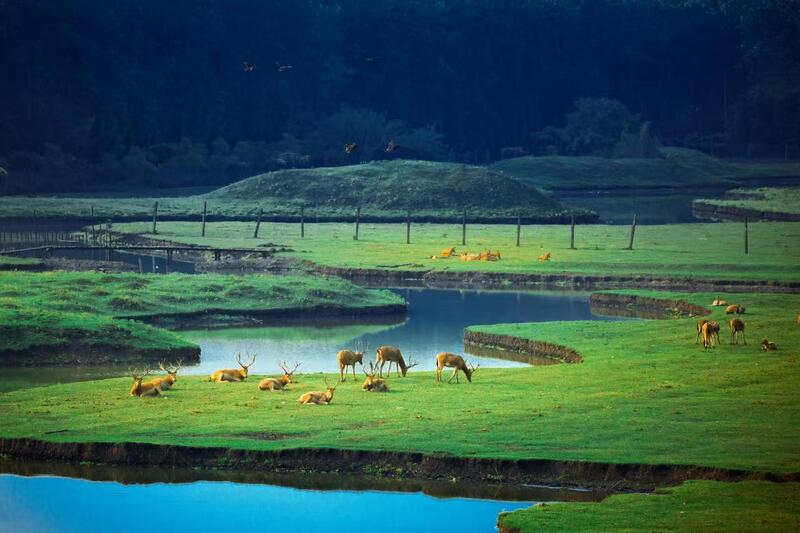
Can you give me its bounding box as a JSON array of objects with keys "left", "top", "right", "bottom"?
[
  {"left": 148, "top": 360, "right": 182, "bottom": 390},
  {"left": 375, "top": 346, "right": 418, "bottom": 377},
  {"left": 130, "top": 368, "right": 161, "bottom": 397},
  {"left": 209, "top": 353, "right": 257, "bottom": 382},
  {"left": 337, "top": 349, "right": 364, "bottom": 382},
  {"left": 259, "top": 361, "right": 301, "bottom": 391},
  {"left": 700, "top": 321, "right": 720, "bottom": 349},
  {"left": 362, "top": 361, "right": 389, "bottom": 392},
  {"left": 435, "top": 352, "right": 479, "bottom": 383},
  {"left": 695, "top": 319, "right": 708, "bottom": 344},
  {"left": 729, "top": 319, "right": 746, "bottom": 345},
  {"left": 298, "top": 376, "right": 337, "bottom": 405}
]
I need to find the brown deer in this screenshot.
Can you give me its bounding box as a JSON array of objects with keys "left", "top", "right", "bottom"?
[
  {"left": 375, "top": 346, "right": 418, "bottom": 377},
  {"left": 298, "top": 376, "right": 336, "bottom": 405},
  {"left": 694, "top": 319, "right": 708, "bottom": 344},
  {"left": 440, "top": 247, "right": 456, "bottom": 258},
  {"left": 209, "top": 353, "right": 257, "bottom": 382},
  {"left": 538, "top": 252, "right": 551, "bottom": 262},
  {"left": 130, "top": 368, "right": 161, "bottom": 397},
  {"left": 259, "top": 361, "right": 301, "bottom": 391},
  {"left": 701, "top": 321, "right": 721, "bottom": 349},
  {"left": 362, "top": 361, "right": 390, "bottom": 392},
  {"left": 761, "top": 338, "right": 778, "bottom": 351},
  {"left": 729, "top": 318, "right": 746, "bottom": 345},
  {"left": 478, "top": 250, "right": 501, "bottom": 261},
  {"left": 725, "top": 304, "right": 746, "bottom": 315},
  {"left": 711, "top": 299, "right": 728, "bottom": 307},
  {"left": 337, "top": 349, "right": 364, "bottom": 382},
  {"left": 147, "top": 360, "right": 182, "bottom": 390},
  {"left": 435, "top": 352, "right": 480, "bottom": 383}
]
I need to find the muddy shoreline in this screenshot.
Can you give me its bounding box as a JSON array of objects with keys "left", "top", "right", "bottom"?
[
  {"left": 588, "top": 292, "right": 709, "bottom": 319},
  {"left": 692, "top": 201, "right": 800, "bottom": 222},
  {"left": 464, "top": 331, "right": 583, "bottom": 364}
]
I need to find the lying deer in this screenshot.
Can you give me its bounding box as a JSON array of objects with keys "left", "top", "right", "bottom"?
[
  {"left": 259, "top": 361, "right": 301, "bottom": 391},
  {"left": 337, "top": 349, "right": 364, "bottom": 382},
  {"left": 148, "top": 360, "right": 182, "bottom": 391},
  {"left": 478, "top": 250, "right": 501, "bottom": 261},
  {"left": 761, "top": 338, "right": 778, "bottom": 351},
  {"left": 130, "top": 367, "right": 161, "bottom": 397},
  {"left": 298, "top": 376, "right": 336, "bottom": 405},
  {"left": 375, "top": 346, "right": 418, "bottom": 377},
  {"left": 726, "top": 304, "right": 746, "bottom": 314},
  {"left": 440, "top": 247, "right": 456, "bottom": 258},
  {"left": 362, "top": 361, "right": 389, "bottom": 392},
  {"left": 711, "top": 299, "right": 728, "bottom": 307},
  {"left": 460, "top": 252, "right": 480, "bottom": 261},
  {"left": 209, "top": 353, "right": 256, "bottom": 382},
  {"left": 729, "top": 318, "right": 746, "bottom": 345},
  {"left": 435, "top": 352, "right": 479, "bottom": 383},
  {"left": 538, "top": 252, "right": 551, "bottom": 262}
]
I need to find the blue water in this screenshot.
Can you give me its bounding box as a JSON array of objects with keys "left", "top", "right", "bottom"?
[{"left": 0, "top": 474, "right": 534, "bottom": 533}]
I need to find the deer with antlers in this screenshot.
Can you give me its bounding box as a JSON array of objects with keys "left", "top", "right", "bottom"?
[
  {"left": 375, "top": 346, "right": 418, "bottom": 377},
  {"left": 435, "top": 352, "right": 479, "bottom": 383},
  {"left": 130, "top": 367, "right": 161, "bottom": 397},
  {"left": 147, "top": 360, "right": 182, "bottom": 390},
  {"left": 298, "top": 376, "right": 337, "bottom": 405},
  {"left": 209, "top": 353, "right": 257, "bottom": 382},
  {"left": 362, "top": 361, "right": 390, "bottom": 392},
  {"left": 337, "top": 345, "right": 366, "bottom": 382},
  {"left": 259, "top": 361, "right": 301, "bottom": 391}
]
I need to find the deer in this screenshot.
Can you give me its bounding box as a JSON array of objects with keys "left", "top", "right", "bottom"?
[
  {"left": 538, "top": 252, "right": 551, "bottom": 262},
  {"left": 337, "top": 348, "right": 365, "bottom": 382},
  {"left": 701, "top": 321, "right": 721, "bottom": 349},
  {"left": 435, "top": 352, "right": 479, "bottom": 383},
  {"left": 130, "top": 367, "right": 161, "bottom": 397},
  {"left": 729, "top": 318, "right": 746, "bottom": 345},
  {"left": 460, "top": 252, "right": 480, "bottom": 261},
  {"left": 694, "top": 319, "right": 708, "bottom": 344},
  {"left": 726, "top": 304, "right": 746, "bottom": 315},
  {"left": 761, "top": 338, "right": 778, "bottom": 351},
  {"left": 362, "top": 361, "right": 390, "bottom": 392},
  {"left": 298, "top": 376, "right": 336, "bottom": 405},
  {"left": 440, "top": 247, "right": 456, "bottom": 258},
  {"left": 147, "top": 360, "right": 182, "bottom": 391},
  {"left": 209, "top": 353, "right": 257, "bottom": 382},
  {"left": 375, "top": 345, "right": 418, "bottom": 377},
  {"left": 711, "top": 299, "right": 728, "bottom": 307},
  {"left": 259, "top": 361, "right": 301, "bottom": 391}
]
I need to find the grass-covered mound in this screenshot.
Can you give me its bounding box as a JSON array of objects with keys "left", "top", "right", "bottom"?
[
  {"left": 491, "top": 147, "right": 800, "bottom": 191},
  {"left": 0, "top": 271, "right": 404, "bottom": 363},
  {"left": 1, "top": 291, "right": 798, "bottom": 475},
  {"left": 0, "top": 256, "right": 42, "bottom": 270},
  {"left": 115, "top": 220, "right": 800, "bottom": 284},
  {"left": 498, "top": 480, "right": 800, "bottom": 532},
  {"left": 693, "top": 187, "right": 800, "bottom": 221}
]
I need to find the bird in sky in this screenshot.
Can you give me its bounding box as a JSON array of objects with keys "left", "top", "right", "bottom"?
[
  {"left": 385, "top": 139, "right": 399, "bottom": 153},
  {"left": 344, "top": 142, "right": 358, "bottom": 154},
  {"left": 275, "top": 61, "right": 293, "bottom": 72},
  {"left": 364, "top": 56, "right": 380, "bottom": 63},
  {"left": 243, "top": 61, "right": 255, "bottom": 72}
]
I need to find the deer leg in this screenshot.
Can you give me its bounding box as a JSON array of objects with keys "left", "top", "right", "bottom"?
[
  {"left": 378, "top": 360, "right": 385, "bottom": 377},
  {"left": 448, "top": 367, "right": 458, "bottom": 383},
  {"left": 352, "top": 365, "right": 357, "bottom": 381},
  {"left": 742, "top": 331, "right": 747, "bottom": 345},
  {"left": 340, "top": 366, "right": 345, "bottom": 382}
]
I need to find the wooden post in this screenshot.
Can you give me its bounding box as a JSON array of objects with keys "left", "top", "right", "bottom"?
[
  {"left": 90, "top": 206, "right": 96, "bottom": 244},
  {"left": 201, "top": 201, "right": 207, "bottom": 237},
  {"left": 164, "top": 250, "right": 169, "bottom": 274},
  {"left": 570, "top": 214, "right": 576, "bottom": 249},
  {"left": 461, "top": 209, "right": 467, "bottom": 246},
  {"left": 406, "top": 210, "right": 411, "bottom": 244},
  {"left": 516, "top": 213, "right": 521, "bottom": 247},
  {"left": 300, "top": 206, "right": 305, "bottom": 238},
  {"left": 354, "top": 207, "right": 361, "bottom": 240},
  {"left": 744, "top": 217, "right": 749, "bottom": 255},
  {"left": 626, "top": 213, "right": 638, "bottom": 250},
  {"left": 138, "top": 257, "right": 144, "bottom": 274},
  {"left": 152, "top": 255, "right": 156, "bottom": 273},
  {"left": 152, "top": 201, "right": 158, "bottom": 234},
  {"left": 253, "top": 208, "right": 262, "bottom": 238}
]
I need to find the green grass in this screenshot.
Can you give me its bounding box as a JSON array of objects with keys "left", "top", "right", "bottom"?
[
  {"left": 695, "top": 187, "right": 800, "bottom": 216},
  {"left": 1, "top": 290, "right": 798, "bottom": 474},
  {"left": 0, "top": 256, "right": 41, "bottom": 267},
  {"left": 499, "top": 480, "right": 800, "bottom": 532},
  {"left": 491, "top": 147, "right": 800, "bottom": 191},
  {"left": 114, "top": 220, "right": 800, "bottom": 283}
]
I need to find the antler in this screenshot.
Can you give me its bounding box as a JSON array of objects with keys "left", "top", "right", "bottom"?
[
  {"left": 235, "top": 352, "right": 243, "bottom": 366},
  {"left": 158, "top": 361, "right": 167, "bottom": 373},
  {"left": 246, "top": 353, "right": 257, "bottom": 367},
  {"left": 363, "top": 360, "right": 378, "bottom": 377},
  {"left": 322, "top": 374, "right": 336, "bottom": 389},
  {"left": 172, "top": 359, "right": 183, "bottom": 373},
  {"left": 468, "top": 361, "right": 481, "bottom": 373},
  {"left": 405, "top": 357, "right": 419, "bottom": 370}
]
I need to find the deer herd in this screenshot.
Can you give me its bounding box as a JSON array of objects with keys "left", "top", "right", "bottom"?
[
  {"left": 128, "top": 345, "right": 481, "bottom": 402},
  {"left": 698, "top": 298, "right": 782, "bottom": 351}
]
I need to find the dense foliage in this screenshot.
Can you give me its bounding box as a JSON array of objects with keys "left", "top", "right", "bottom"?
[{"left": 1, "top": 0, "right": 798, "bottom": 192}]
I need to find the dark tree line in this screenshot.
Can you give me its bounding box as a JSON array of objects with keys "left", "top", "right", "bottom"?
[{"left": 0, "top": 0, "right": 798, "bottom": 192}]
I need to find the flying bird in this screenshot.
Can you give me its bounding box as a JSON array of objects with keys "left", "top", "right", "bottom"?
[
  {"left": 243, "top": 62, "right": 256, "bottom": 72},
  {"left": 385, "top": 140, "right": 400, "bottom": 153},
  {"left": 344, "top": 142, "right": 358, "bottom": 154},
  {"left": 275, "top": 61, "right": 293, "bottom": 72}
]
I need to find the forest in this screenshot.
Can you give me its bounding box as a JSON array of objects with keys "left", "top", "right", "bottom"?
[{"left": 0, "top": 0, "right": 798, "bottom": 193}]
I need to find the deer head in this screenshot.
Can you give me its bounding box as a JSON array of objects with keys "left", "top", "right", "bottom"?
[
  {"left": 236, "top": 353, "right": 257, "bottom": 377},
  {"left": 279, "top": 361, "right": 301, "bottom": 383},
  {"left": 464, "top": 361, "right": 480, "bottom": 382},
  {"left": 401, "top": 356, "right": 419, "bottom": 377},
  {"left": 129, "top": 367, "right": 151, "bottom": 395},
  {"left": 159, "top": 359, "right": 182, "bottom": 381}
]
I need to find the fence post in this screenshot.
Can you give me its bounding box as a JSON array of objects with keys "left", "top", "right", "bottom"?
[
  {"left": 570, "top": 214, "right": 576, "bottom": 250},
  {"left": 354, "top": 207, "right": 361, "bottom": 240},
  {"left": 90, "top": 205, "right": 96, "bottom": 244},
  {"left": 300, "top": 206, "right": 305, "bottom": 238},
  {"left": 253, "top": 208, "right": 262, "bottom": 238},
  {"left": 626, "top": 213, "right": 638, "bottom": 250},
  {"left": 406, "top": 210, "right": 411, "bottom": 244},
  {"left": 461, "top": 208, "right": 467, "bottom": 246},
  {"left": 201, "top": 201, "right": 207, "bottom": 237},
  {"left": 138, "top": 257, "right": 144, "bottom": 274},
  {"left": 152, "top": 201, "right": 159, "bottom": 234},
  {"left": 516, "top": 213, "right": 521, "bottom": 247},
  {"left": 744, "top": 217, "right": 749, "bottom": 255}
]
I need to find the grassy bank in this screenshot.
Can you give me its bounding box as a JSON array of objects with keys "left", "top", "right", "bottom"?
[
  {"left": 491, "top": 147, "right": 800, "bottom": 191},
  {"left": 114, "top": 220, "right": 800, "bottom": 283},
  {"left": 0, "top": 256, "right": 41, "bottom": 270},
  {"left": 498, "top": 480, "right": 800, "bottom": 532},
  {"left": 694, "top": 187, "right": 800, "bottom": 220},
  {"left": 1, "top": 290, "right": 798, "bottom": 474}
]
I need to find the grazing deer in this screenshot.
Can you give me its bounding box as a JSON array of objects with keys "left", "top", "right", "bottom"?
[
  {"left": 695, "top": 319, "right": 708, "bottom": 344},
  {"left": 375, "top": 346, "right": 418, "bottom": 377},
  {"left": 209, "top": 353, "right": 257, "bottom": 382},
  {"left": 147, "top": 360, "right": 182, "bottom": 390},
  {"left": 701, "top": 321, "right": 721, "bottom": 349},
  {"left": 362, "top": 361, "right": 390, "bottom": 392},
  {"left": 729, "top": 318, "right": 746, "bottom": 345},
  {"left": 130, "top": 368, "right": 161, "bottom": 397},
  {"left": 298, "top": 376, "right": 336, "bottom": 405},
  {"left": 725, "top": 304, "right": 746, "bottom": 315},
  {"left": 761, "top": 338, "right": 778, "bottom": 351},
  {"left": 337, "top": 349, "right": 364, "bottom": 382},
  {"left": 440, "top": 247, "right": 456, "bottom": 258},
  {"left": 435, "top": 352, "right": 479, "bottom": 383},
  {"left": 259, "top": 361, "right": 301, "bottom": 391},
  {"left": 538, "top": 252, "right": 551, "bottom": 262},
  {"left": 711, "top": 299, "right": 728, "bottom": 307}
]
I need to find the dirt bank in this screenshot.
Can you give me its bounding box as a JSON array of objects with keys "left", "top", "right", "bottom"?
[
  {"left": 1, "top": 438, "right": 796, "bottom": 492},
  {"left": 588, "top": 292, "right": 710, "bottom": 319},
  {"left": 463, "top": 330, "right": 583, "bottom": 364},
  {"left": 692, "top": 201, "right": 800, "bottom": 222},
  {"left": 0, "top": 342, "right": 201, "bottom": 366}
]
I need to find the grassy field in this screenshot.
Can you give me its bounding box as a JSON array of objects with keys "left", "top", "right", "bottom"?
[
  {"left": 1, "top": 290, "right": 798, "bottom": 474},
  {"left": 114, "top": 220, "right": 800, "bottom": 283},
  {"left": 0, "top": 271, "right": 403, "bottom": 362},
  {"left": 0, "top": 256, "right": 41, "bottom": 267},
  {"left": 491, "top": 147, "right": 800, "bottom": 191},
  {"left": 499, "top": 480, "right": 800, "bottom": 532},
  {"left": 695, "top": 187, "right": 800, "bottom": 216}
]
